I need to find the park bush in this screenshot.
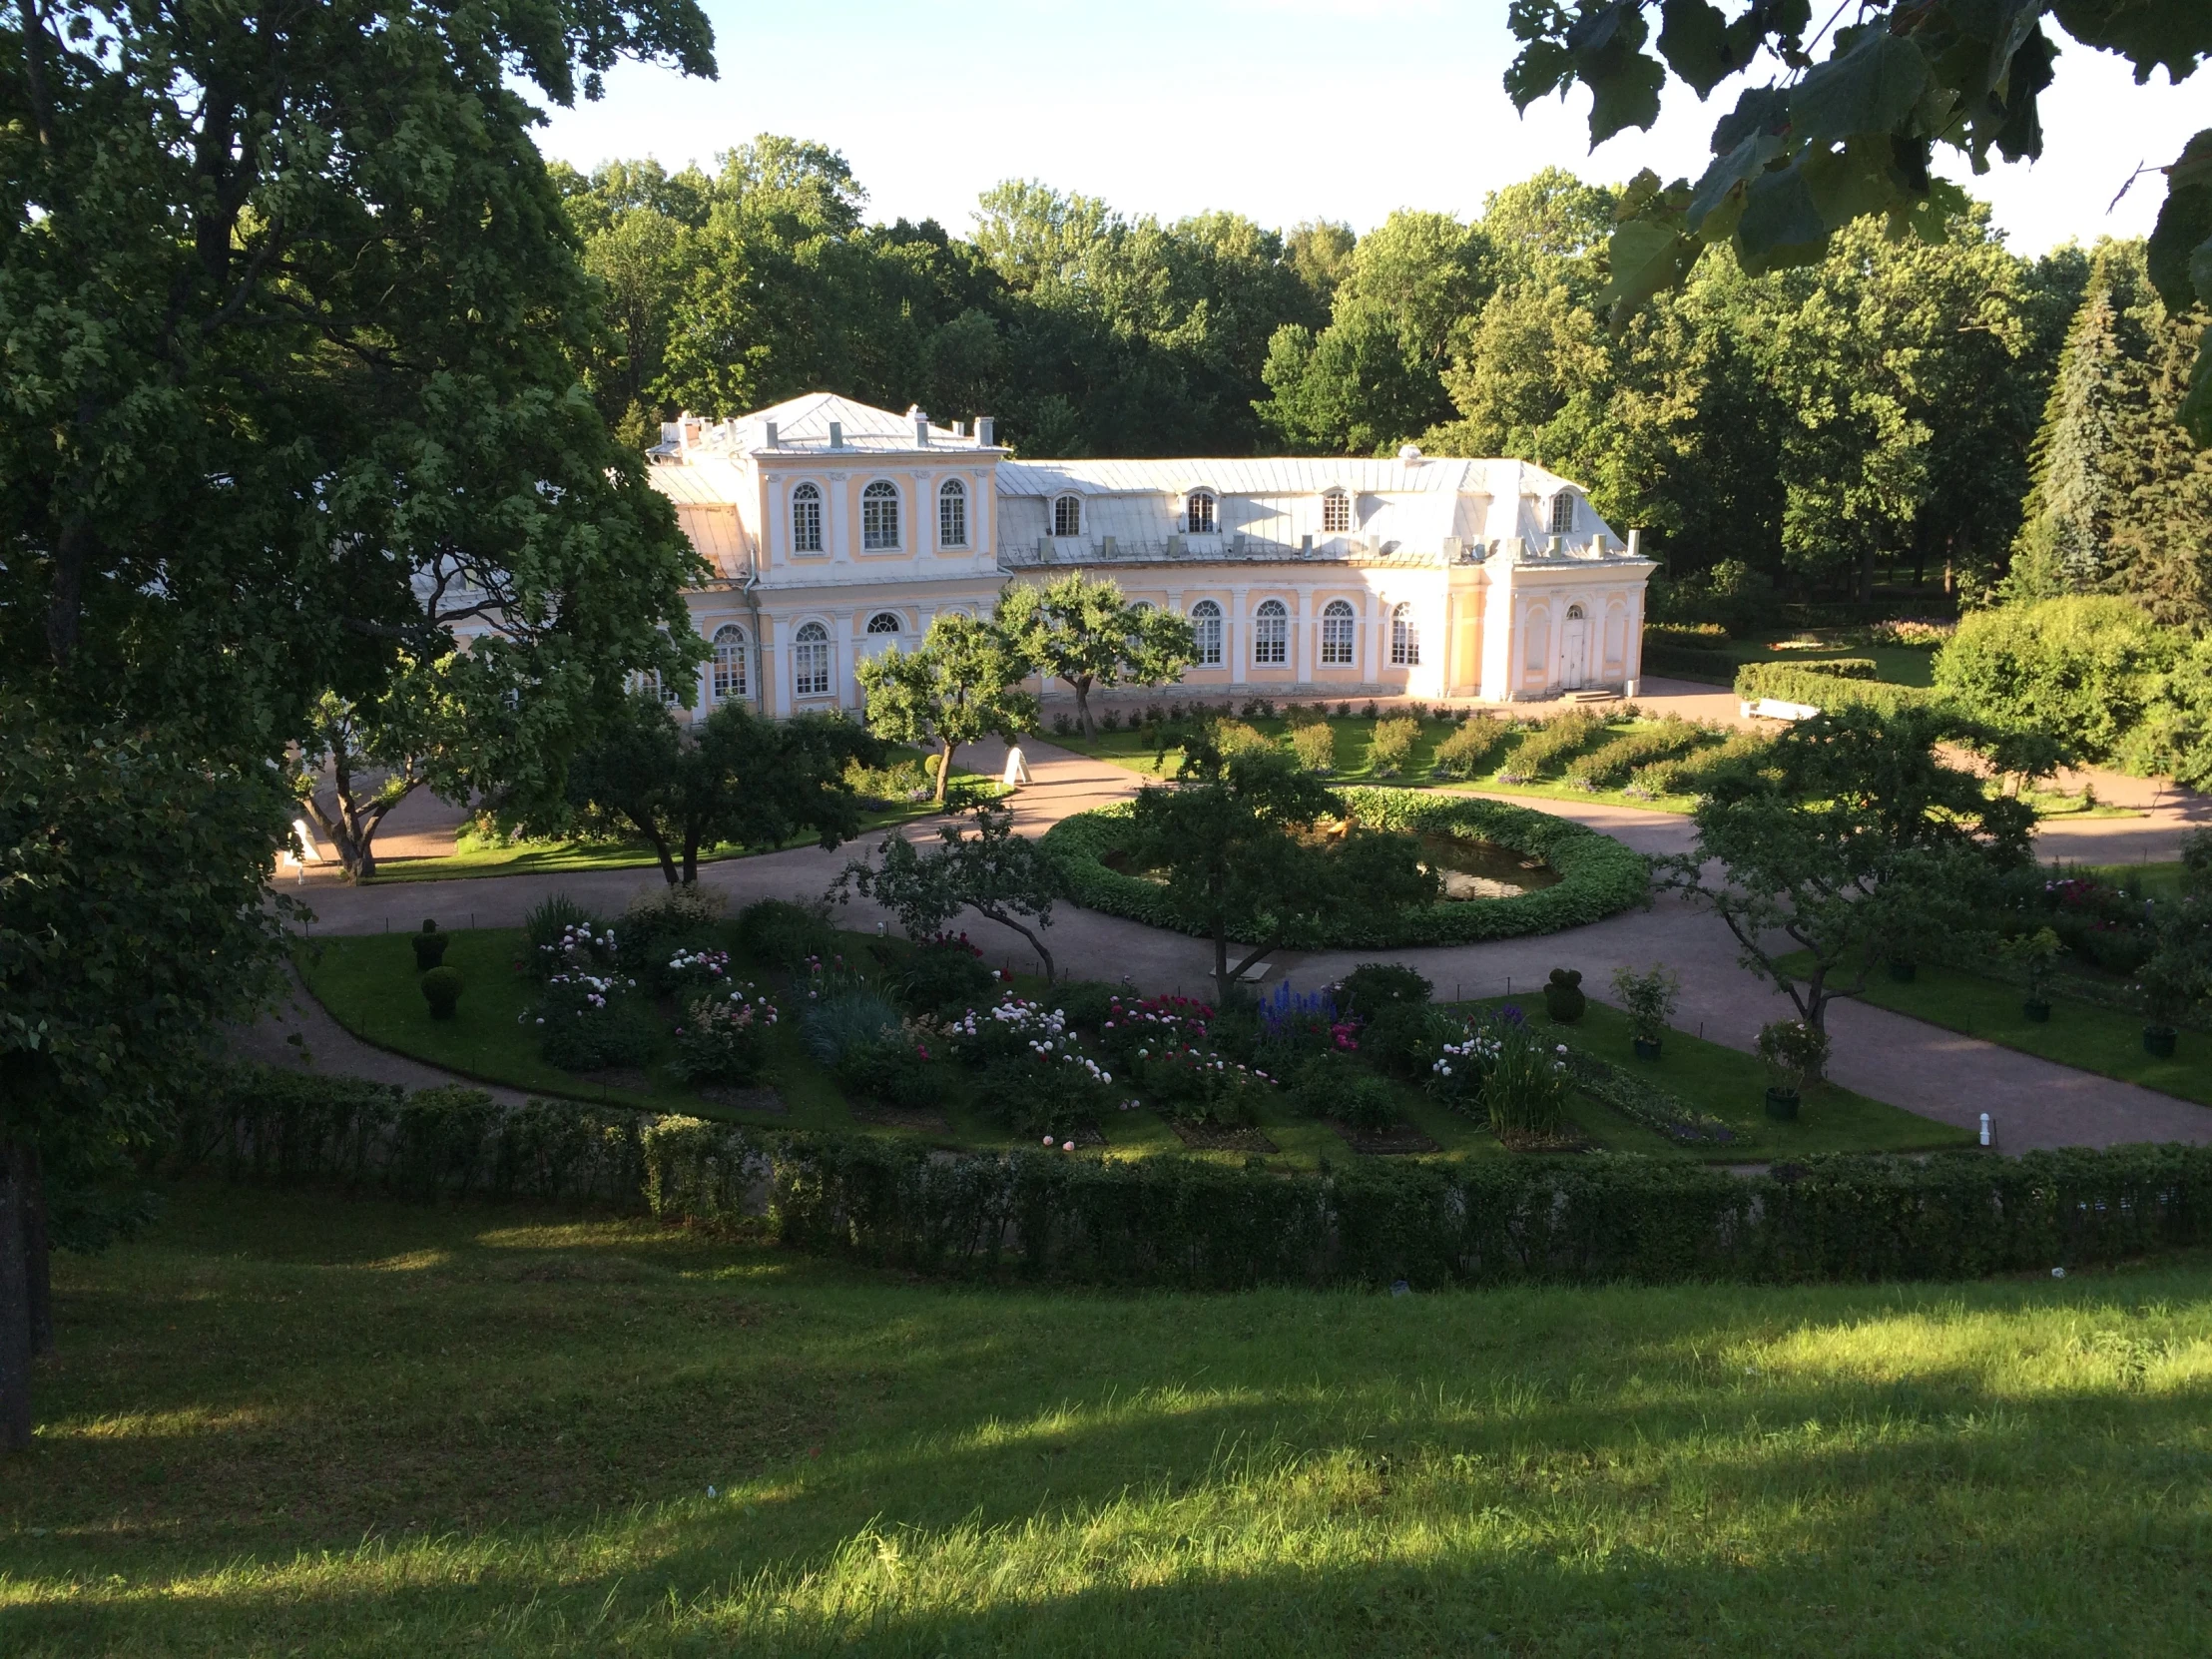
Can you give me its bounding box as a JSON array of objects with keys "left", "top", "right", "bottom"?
[
  {"left": 1367, "top": 716, "right": 1418, "bottom": 776},
  {"left": 419, "top": 965, "right": 463, "bottom": 1020},
  {"left": 1337, "top": 961, "right": 1432, "bottom": 1011},
  {"left": 1290, "top": 721, "right": 1337, "bottom": 773},
  {"left": 1430, "top": 717, "right": 1511, "bottom": 779},
  {"left": 533, "top": 968, "right": 655, "bottom": 1071},
  {"left": 1734, "top": 662, "right": 1939, "bottom": 717},
  {"left": 890, "top": 934, "right": 997, "bottom": 1015},
  {"left": 1563, "top": 720, "right": 1706, "bottom": 790},
  {"left": 521, "top": 895, "right": 606, "bottom": 980},
  {"left": 802, "top": 987, "right": 902, "bottom": 1066},
  {"left": 736, "top": 897, "right": 838, "bottom": 968},
  {"left": 1044, "top": 791, "right": 1648, "bottom": 948},
  {"left": 1495, "top": 711, "right": 1606, "bottom": 781},
  {"left": 410, "top": 919, "right": 448, "bottom": 970},
  {"left": 669, "top": 984, "right": 780, "bottom": 1085},
  {"left": 184, "top": 1065, "right": 2212, "bottom": 1288},
  {"left": 1357, "top": 1001, "right": 1454, "bottom": 1081},
  {"left": 1628, "top": 729, "right": 1768, "bottom": 799},
  {"left": 618, "top": 885, "right": 722, "bottom": 980}
]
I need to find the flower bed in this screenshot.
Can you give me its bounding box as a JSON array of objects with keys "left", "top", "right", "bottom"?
[{"left": 1041, "top": 789, "right": 1649, "bottom": 947}]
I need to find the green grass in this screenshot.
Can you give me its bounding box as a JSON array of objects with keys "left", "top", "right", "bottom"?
[
  {"left": 362, "top": 773, "right": 1001, "bottom": 883},
  {"left": 10, "top": 1183, "right": 2212, "bottom": 1655},
  {"left": 1055, "top": 716, "right": 1703, "bottom": 814},
  {"left": 2077, "top": 858, "right": 2189, "bottom": 898},
  {"left": 293, "top": 931, "right": 1969, "bottom": 1163},
  {"left": 1779, "top": 951, "right": 2212, "bottom": 1109}
]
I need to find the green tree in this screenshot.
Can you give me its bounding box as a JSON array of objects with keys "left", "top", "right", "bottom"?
[
  {"left": 834, "top": 800, "right": 1068, "bottom": 982},
  {"left": 1004, "top": 572, "right": 1196, "bottom": 738},
  {"left": 1, "top": 706, "right": 298, "bottom": 1449},
  {"left": 1935, "top": 596, "right": 2185, "bottom": 771},
  {"left": 560, "top": 696, "right": 880, "bottom": 886},
  {"left": 1129, "top": 741, "right": 1437, "bottom": 1002},
  {"left": 857, "top": 608, "right": 1039, "bottom": 807},
  {"left": 1660, "top": 706, "right": 2034, "bottom": 1053},
  {"left": 288, "top": 656, "right": 483, "bottom": 882}
]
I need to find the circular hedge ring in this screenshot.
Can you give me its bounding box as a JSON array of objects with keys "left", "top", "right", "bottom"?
[{"left": 1041, "top": 788, "right": 1650, "bottom": 948}]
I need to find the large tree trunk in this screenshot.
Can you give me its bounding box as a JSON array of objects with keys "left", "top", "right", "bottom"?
[
  {"left": 0, "top": 1139, "right": 36, "bottom": 1451},
  {"left": 934, "top": 737, "right": 956, "bottom": 807},
  {"left": 1074, "top": 679, "right": 1095, "bottom": 738}
]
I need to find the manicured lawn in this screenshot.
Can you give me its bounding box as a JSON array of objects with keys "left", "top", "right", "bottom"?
[
  {"left": 1780, "top": 951, "right": 2212, "bottom": 1110},
  {"left": 295, "top": 928, "right": 1969, "bottom": 1163},
  {"left": 9, "top": 1184, "right": 2212, "bottom": 1656}
]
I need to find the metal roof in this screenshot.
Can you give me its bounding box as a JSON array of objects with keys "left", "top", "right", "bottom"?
[{"left": 996, "top": 456, "right": 1490, "bottom": 496}]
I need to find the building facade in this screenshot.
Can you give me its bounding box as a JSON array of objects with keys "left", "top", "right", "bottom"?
[{"left": 646, "top": 392, "right": 1655, "bottom": 717}]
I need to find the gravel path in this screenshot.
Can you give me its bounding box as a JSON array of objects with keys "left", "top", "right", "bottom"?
[{"left": 256, "top": 733, "right": 2212, "bottom": 1155}]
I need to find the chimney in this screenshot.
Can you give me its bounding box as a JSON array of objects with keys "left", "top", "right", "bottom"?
[
  {"left": 763, "top": 419, "right": 779, "bottom": 448},
  {"left": 951, "top": 419, "right": 967, "bottom": 438},
  {"left": 909, "top": 405, "right": 930, "bottom": 447},
  {"left": 829, "top": 420, "right": 844, "bottom": 449},
  {"left": 975, "top": 415, "right": 994, "bottom": 447},
  {"left": 1627, "top": 527, "right": 1642, "bottom": 559}
]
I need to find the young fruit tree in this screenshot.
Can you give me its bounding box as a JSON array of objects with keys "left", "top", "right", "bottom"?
[
  {"left": 287, "top": 657, "right": 474, "bottom": 881},
  {"left": 856, "top": 607, "right": 1039, "bottom": 806},
  {"left": 1129, "top": 737, "right": 1438, "bottom": 1003},
  {"left": 552, "top": 695, "right": 882, "bottom": 885},
  {"left": 1002, "top": 572, "right": 1196, "bottom": 738},
  {"left": 1657, "top": 705, "right": 2034, "bottom": 1067},
  {"left": 833, "top": 800, "right": 1068, "bottom": 981}
]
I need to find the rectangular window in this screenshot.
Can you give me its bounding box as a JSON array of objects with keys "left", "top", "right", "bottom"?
[
  {"left": 1323, "top": 492, "right": 1352, "bottom": 534},
  {"left": 794, "top": 642, "right": 830, "bottom": 697},
  {"left": 939, "top": 489, "right": 967, "bottom": 548},
  {"left": 862, "top": 487, "right": 900, "bottom": 550},
  {"left": 1254, "top": 610, "right": 1288, "bottom": 666},
  {"left": 1321, "top": 609, "right": 1354, "bottom": 666},
  {"left": 1193, "top": 614, "right": 1222, "bottom": 666},
  {"left": 793, "top": 493, "right": 823, "bottom": 553}
]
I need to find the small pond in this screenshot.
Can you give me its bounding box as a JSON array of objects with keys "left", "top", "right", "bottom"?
[{"left": 1417, "top": 833, "right": 1560, "bottom": 900}]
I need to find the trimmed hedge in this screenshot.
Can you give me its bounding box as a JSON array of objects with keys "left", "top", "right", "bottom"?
[
  {"left": 1735, "top": 662, "right": 1943, "bottom": 716},
  {"left": 182, "top": 1067, "right": 2212, "bottom": 1287},
  {"left": 1641, "top": 642, "right": 1739, "bottom": 682},
  {"left": 1041, "top": 789, "right": 1650, "bottom": 947}
]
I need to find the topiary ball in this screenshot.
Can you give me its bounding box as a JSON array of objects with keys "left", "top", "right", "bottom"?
[
  {"left": 420, "top": 965, "right": 463, "bottom": 1020},
  {"left": 1543, "top": 967, "right": 1585, "bottom": 1024}
]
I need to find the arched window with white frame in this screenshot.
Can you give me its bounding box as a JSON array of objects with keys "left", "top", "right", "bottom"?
[
  {"left": 1052, "top": 493, "right": 1082, "bottom": 538},
  {"left": 1390, "top": 602, "right": 1419, "bottom": 667},
  {"left": 938, "top": 478, "right": 968, "bottom": 548},
  {"left": 1322, "top": 489, "right": 1353, "bottom": 534},
  {"left": 1253, "top": 599, "right": 1288, "bottom": 666},
  {"left": 1549, "top": 491, "right": 1576, "bottom": 536},
  {"left": 791, "top": 482, "right": 824, "bottom": 554},
  {"left": 865, "top": 611, "right": 903, "bottom": 636},
  {"left": 1321, "top": 600, "right": 1356, "bottom": 666},
  {"left": 711, "top": 624, "right": 749, "bottom": 703},
  {"left": 793, "top": 620, "right": 832, "bottom": 697},
  {"left": 1189, "top": 599, "right": 1223, "bottom": 666},
  {"left": 1187, "top": 490, "right": 1217, "bottom": 534},
  {"left": 861, "top": 480, "right": 901, "bottom": 550}
]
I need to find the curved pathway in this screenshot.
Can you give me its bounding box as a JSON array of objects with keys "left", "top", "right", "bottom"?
[{"left": 255, "top": 735, "right": 2212, "bottom": 1155}]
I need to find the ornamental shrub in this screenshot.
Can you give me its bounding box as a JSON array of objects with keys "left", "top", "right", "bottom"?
[
  {"left": 1136, "top": 1042, "right": 1274, "bottom": 1126},
  {"left": 533, "top": 970, "right": 655, "bottom": 1071},
  {"left": 1290, "top": 721, "right": 1338, "bottom": 774},
  {"left": 1431, "top": 717, "right": 1510, "bottom": 779},
  {"left": 1334, "top": 1072, "right": 1402, "bottom": 1133},
  {"left": 670, "top": 984, "right": 780, "bottom": 1084},
  {"left": 1543, "top": 968, "right": 1586, "bottom": 1023},
  {"left": 893, "top": 934, "right": 997, "bottom": 1015},
  {"left": 1496, "top": 711, "right": 1606, "bottom": 781},
  {"left": 522, "top": 894, "right": 605, "bottom": 979},
  {"left": 737, "top": 897, "right": 837, "bottom": 968},
  {"left": 836, "top": 1034, "right": 946, "bottom": 1112},
  {"left": 1050, "top": 979, "right": 1122, "bottom": 1032},
  {"left": 1628, "top": 729, "right": 1765, "bottom": 798},
  {"left": 1934, "top": 596, "right": 2178, "bottom": 766},
  {"left": 1563, "top": 720, "right": 1705, "bottom": 791},
  {"left": 410, "top": 919, "right": 448, "bottom": 971},
  {"left": 1480, "top": 1012, "right": 1570, "bottom": 1138},
  {"left": 1368, "top": 716, "right": 1418, "bottom": 776},
  {"left": 619, "top": 885, "right": 723, "bottom": 978},
  {"left": 1609, "top": 964, "right": 1681, "bottom": 1042},
  {"left": 419, "top": 965, "right": 462, "bottom": 1019},
  {"left": 1360, "top": 1001, "right": 1454, "bottom": 1081},
  {"left": 659, "top": 947, "right": 736, "bottom": 1000},
  {"left": 1337, "top": 961, "right": 1432, "bottom": 1011},
  {"left": 1213, "top": 718, "right": 1274, "bottom": 758},
  {"left": 1733, "top": 662, "right": 1938, "bottom": 717},
  {"left": 803, "top": 988, "right": 903, "bottom": 1067},
  {"left": 1094, "top": 991, "right": 1213, "bottom": 1071}
]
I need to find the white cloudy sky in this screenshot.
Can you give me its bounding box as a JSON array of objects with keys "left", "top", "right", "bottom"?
[{"left": 537, "top": 0, "right": 2199, "bottom": 255}]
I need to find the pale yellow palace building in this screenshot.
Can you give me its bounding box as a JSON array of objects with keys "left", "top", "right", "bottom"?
[{"left": 646, "top": 392, "right": 1655, "bottom": 717}]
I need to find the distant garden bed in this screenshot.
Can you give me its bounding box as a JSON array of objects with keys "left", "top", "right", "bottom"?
[{"left": 1043, "top": 790, "right": 1650, "bottom": 947}]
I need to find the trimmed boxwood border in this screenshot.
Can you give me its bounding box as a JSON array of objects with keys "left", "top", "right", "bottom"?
[{"left": 1041, "top": 788, "right": 1648, "bottom": 947}]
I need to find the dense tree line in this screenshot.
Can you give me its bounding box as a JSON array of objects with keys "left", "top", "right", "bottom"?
[{"left": 565, "top": 146, "right": 2098, "bottom": 600}]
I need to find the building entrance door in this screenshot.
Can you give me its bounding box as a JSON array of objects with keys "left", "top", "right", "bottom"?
[{"left": 1561, "top": 605, "right": 1588, "bottom": 690}]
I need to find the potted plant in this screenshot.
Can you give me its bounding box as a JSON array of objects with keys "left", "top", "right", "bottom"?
[
  {"left": 1542, "top": 967, "right": 1586, "bottom": 1024},
  {"left": 2137, "top": 953, "right": 2191, "bottom": 1059},
  {"left": 1610, "top": 964, "right": 1680, "bottom": 1061},
  {"left": 1997, "top": 926, "right": 2062, "bottom": 1023},
  {"left": 1756, "top": 1018, "right": 1828, "bottom": 1120},
  {"left": 411, "top": 917, "right": 448, "bottom": 971}
]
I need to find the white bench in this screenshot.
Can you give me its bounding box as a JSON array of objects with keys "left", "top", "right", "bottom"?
[{"left": 1740, "top": 698, "right": 1821, "bottom": 722}]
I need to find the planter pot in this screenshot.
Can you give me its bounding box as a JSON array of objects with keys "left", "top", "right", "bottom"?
[
  {"left": 1764, "top": 1087, "right": 1801, "bottom": 1121},
  {"left": 1886, "top": 958, "right": 1918, "bottom": 983},
  {"left": 2022, "top": 999, "right": 2051, "bottom": 1024},
  {"left": 1632, "top": 1036, "right": 1663, "bottom": 1061},
  {"left": 2144, "top": 1025, "right": 2178, "bottom": 1059}
]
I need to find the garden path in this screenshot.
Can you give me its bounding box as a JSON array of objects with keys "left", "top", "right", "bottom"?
[{"left": 253, "top": 734, "right": 2212, "bottom": 1156}]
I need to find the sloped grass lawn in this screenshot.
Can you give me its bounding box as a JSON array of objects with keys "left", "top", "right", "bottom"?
[
  {"left": 10, "top": 1185, "right": 2212, "bottom": 1657},
  {"left": 1054, "top": 714, "right": 1705, "bottom": 814},
  {"left": 295, "top": 929, "right": 1967, "bottom": 1163},
  {"left": 1781, "top": 951, "right": 2212, "bottom": 1110}
]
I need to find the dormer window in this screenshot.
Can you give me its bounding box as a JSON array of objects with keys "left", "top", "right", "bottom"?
[
  {"left": 792, "top": 482, "right": 824, "bottom": 554},
  {"left": 1187, "top": 490, "right": 1217, "bottom": 534},
  {"left": 1322, "top": 489, "right": 1352, "bottom": 534},
  {"left": 1549, "top": 491, "right": 1576, "bottom": 536},
  {"left": 1052, "top": 493, "right": 1082, "bottom": 538}
]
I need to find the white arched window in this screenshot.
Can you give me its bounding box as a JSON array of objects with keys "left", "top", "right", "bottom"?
[
  {"left": 1566, "top": 603, "right": 1586, "bottom": 621},
  {"left": 791, "top": 482, "right": 824, "bottom": 554},
  {"left": 1254, "top": 599, "right": 1288, "bottom": 666},
  {"left": 861, "top": 481, "right": 901, "bottom": 550},
  {"left": 1390, "top": 602, "right": 1419, "bottom": 667},
  {"left": 1549, "top": 492, "right": 1576, "bottom": 535},
  {"left": 1052, "top": 493, "right": 1082, "bottom": 537},
  {"left": 865, "top": 611, "right": 903, "bottom": 636},
  {"left": 938, "top": 478, "right": 967, "bottom": 548},
  {"left": 712, "top": 624, "right": 749, "bottom": 702},
  {"left": 1187, "top": 491, "right": 1217, "bottom": 534},
  {"left": 793, "top": 620, "right": 831, "bottom": 697},
  {"left": 1322, "top": 489, "right": 1352, "bottom": 534},
  {"left": 1321, "top": 600, "right": 1356, "bottom": 666},
  {"left": 1189, "top": 599, "right": 1223, "bottom": 666}
]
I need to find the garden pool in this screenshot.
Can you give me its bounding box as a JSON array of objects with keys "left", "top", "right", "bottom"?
[{"left": 1417, "top": 833, "right": 1561, "bottom": 900}]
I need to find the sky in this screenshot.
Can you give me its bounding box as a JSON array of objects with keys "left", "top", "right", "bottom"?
[{"left": 536, "top": 0, "right": 2201, "bottom": 256}]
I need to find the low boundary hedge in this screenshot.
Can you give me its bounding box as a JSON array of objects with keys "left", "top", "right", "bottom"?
[
  {"left": 174, "top": 1065, "right": 2212, "bottom": 1287},
  {"left": 1041, "top": 789, "right": 1649, "bottom": 947},
  {"left": 1735, "top": 662, "right": 1943, "bottom": 716}
]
